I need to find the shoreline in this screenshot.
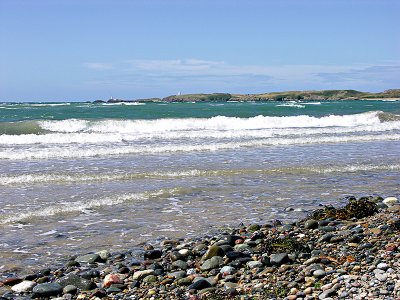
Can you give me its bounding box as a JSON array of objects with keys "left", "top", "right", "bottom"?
[{"left": 1, "top": 196, "right": 399, "bottom": 299}]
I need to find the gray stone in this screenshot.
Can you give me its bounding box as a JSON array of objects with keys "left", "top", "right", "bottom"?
[
  {"left": 304, "top": 257, "right": 320, "bottom": 265},
  {"left": 246, "top": 260, "right": 263, "bottom": 269},
  {"left": 142, "top": 275, "right": 157, "bottom": 283},
  {"left": 168, "top": 271, "right": 186, "bottom": 279},
  {"left": 220, "top": 266, "right": 236, "bottom": 275},
  {"left": 198, "top": 287, "right": 218, "bottom": 294},
  {"left": 224, "top": 282, "right": 238, "bottom": 289},
  {"left": 318, "top": 288, "right": 336, "bottom": 299},
  {"left": 319, "top": 226, "right": 336, "bottom": 232},
  {"left": 202, "top": 245, "right": 224, "bottom": 260},
  {"left": 193, "top": 243, "right": 207, "bottom": 253},
  {"left": 75, "top": 253, "right": 101, "bottom": 264},
  {"left": 304, "top": 219, "right": 318, "bottom": 229},
  {"left": 313, "top": 269, "right": 326, "bottom": 278},
  {"left": 96, "top": 250, "right": 110, "bottom": 261},
  {"left": 319, "top": 233, "right": 334, "bottom": 243},
  {"left": 63, "top": 284, "right": 77, "bottom": 295},
  {"left": 188, "top": 279, "right": 211, "bottom": 290},
  {"left": 359, "top": 243, "right": 373, "bottom": 249},
  {"left": 172, "top": 260, "right": 188, "bottom": 270},
  {"left": 176, "top": 277, "right": 192, "bottom": 286},
  {"left": 132, "top": 270, "right": 155, "bottom": 280},
  {"left": 375, "top": 273, "right": 388, "bottom": 282},
  {"left": 233, "top": 243, "right": 250, "bottom": 251},
  {"left": 32, "top": 283, "right": 62, "bottom": 298},
  {"left": 201, "top": 256, "right": 224, "bottom": 271},
  {"left": 376, "top": 263, "right": 389, "bottom": 270},
  {"left": 58, "top": 273, "right": 96, "bottom": 291},
  {"left": 106, "top": 287, "right": 122, "bottom": 293},
  {"left": 269, "top": 253, "right": 290, "bottom": 266}
]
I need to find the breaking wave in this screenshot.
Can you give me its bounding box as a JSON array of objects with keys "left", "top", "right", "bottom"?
[
  {"left": 0, "top": 111, "right": 395, "bottom": 135},
  {"left": 1, "top": 111, "right": 399, "bottom": 159}
]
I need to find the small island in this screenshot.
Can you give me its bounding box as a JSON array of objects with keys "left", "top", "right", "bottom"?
[{"left": 94, "top": 89, "right": 400, "bottom": 104}]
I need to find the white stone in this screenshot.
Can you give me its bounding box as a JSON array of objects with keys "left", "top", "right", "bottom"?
[
  {"left": 178, "top": 249, "right": 190, "bottom": 256},
  {"left": 246, "top": 260, "right": 263, "bottom": 269},
  {"left": 376, "top": 263, "right": 389, "bottom": 270},
  {"left": 132, "top": 269, "right": 154, "bottom": 280},
  {"left": 11, "top": 280, "right": 36, "bottom": 293},
  {"left": 375, "top": 273, "right": 388, "bottom": 282},
  {"left": 383, "top": 197, "right": 398, "bottom": 206}
]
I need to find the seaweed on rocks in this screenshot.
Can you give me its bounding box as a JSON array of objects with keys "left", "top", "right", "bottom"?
[
  {"left": 259, "top": 236, "right": 310, "bottom": 254},
  {"left": 308, "top": 197, "right": 378, "bottom": 220}
]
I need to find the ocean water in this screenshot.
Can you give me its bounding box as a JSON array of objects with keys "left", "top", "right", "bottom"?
[{"left": 1, "top": 100, "right": 399, "bottom": 274}]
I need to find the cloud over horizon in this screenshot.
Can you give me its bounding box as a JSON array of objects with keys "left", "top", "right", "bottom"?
[{"left": 83, "top": 59, "right": 400, "bottom": 95}]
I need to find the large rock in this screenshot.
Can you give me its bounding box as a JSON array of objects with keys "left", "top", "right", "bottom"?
[
  {"left": 11, "top": 281, "right": 36, "bottom": 293},
  {"left": 188, "top": 279, "right": 212, "bottom": 290},
  {"left": 32, "top": 282, "right": 62, "bottom": 298},
  {"left": 304, "top": 219, "right": 318, "bottom": 229},
  {"left": 383, "top": 197, "right": 398, "bottom": 206},
  {"left": 132, "top": 270, "right": 155, "bottom": 280},
  {"left": 58, "top": 273, "right": 96, "bottom": 291},
  {"left": 96, "top": 250, "right": 110, "bottom": 261},
  {"left": 201, "top": 256, "right": 224, "bottom": 271},
  {"left": 202, "top": 245, "right": 224, "bottom": 260},
  {"left": 269, "top": 253, "right": 290, "bottom": 266},
  {"left": 246, "top": 260, "right": 263, "bottom": 269},
  {"left": 172, "top": 260, "right": 188, "bottom": 270}
]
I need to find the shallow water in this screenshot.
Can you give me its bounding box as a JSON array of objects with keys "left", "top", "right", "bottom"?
[{"left": 0, "top": 100, "right": 399, "bottom": 274}]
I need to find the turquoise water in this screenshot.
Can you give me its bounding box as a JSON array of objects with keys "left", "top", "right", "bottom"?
[
  {"left": 0, "top": 100, "right": 399, "bottom": 274},
  {"left": 1, "top": 100, "right": 400, "bottom": 122}
]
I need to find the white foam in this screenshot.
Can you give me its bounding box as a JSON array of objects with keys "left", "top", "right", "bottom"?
[
  {"left": 302, "top": 102, "right": 321, "bottom": 105},
  {"left": 0, "top": 170, "right": 205, "bottom": 185},
  {"left": 1, "top": 133, "right": 399, "bottom": 160},
  {"left": 36, "top": 112, "right": 385, "bottom": 135},
  {"left": 0, "top": 120, "right": 399, "bottom": 145},
  {"left": 121, "top": 102, "right": 145, "bottom": 105},
  {"left": 40, "top": 119, "right": 89, "bottom": 133},
  {"left": 276, "top": 103, "right": 305, "bottom": 108},
  {"left": 0, "top": 188, "right": 179, "bottom": 224},
  {"left": 2, "top": 164, "right": 399, "bottom": 186},
  {"left": 30, "top": 103, "right": 70, "bottom": 107},
  {"left": 38, "top": 230, "right": 57, "bottom": 236}
]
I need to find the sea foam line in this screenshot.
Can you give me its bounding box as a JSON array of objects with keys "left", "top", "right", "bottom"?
[
  {"left": 0, "top": 188, "right": 182, "bottom": 224},
  {"left": 1, "top": 164, "right": 399, "bottom": 186},
  {"left": 0, "top": 133, "right": 399, "bottom": 160}
]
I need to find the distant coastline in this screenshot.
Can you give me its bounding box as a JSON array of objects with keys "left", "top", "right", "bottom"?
[{"left": 94, "top": 89, "right": 400, "bottom": 103}]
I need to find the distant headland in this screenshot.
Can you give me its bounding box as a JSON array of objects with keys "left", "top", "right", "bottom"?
[{"left": 94, "top": 89, "right": 400, "bottom": 103}]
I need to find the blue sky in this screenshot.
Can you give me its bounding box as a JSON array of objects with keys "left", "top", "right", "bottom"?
[{"left": 0, "top": 0, "right": 399, "bottom": 101}]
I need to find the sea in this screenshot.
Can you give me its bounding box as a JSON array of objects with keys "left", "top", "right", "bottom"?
[{"left": 0, "top": 100, "right": 399, "bottom": 274}]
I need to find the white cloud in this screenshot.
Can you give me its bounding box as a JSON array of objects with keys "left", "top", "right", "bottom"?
[
  {"left": 84, "top": 62, "right": 114, "bottom": 70},
  {"left": 84, "top": 58, "right": 400, "bottom": 93}
]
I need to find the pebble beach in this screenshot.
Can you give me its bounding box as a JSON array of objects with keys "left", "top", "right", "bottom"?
[{"left": 1, "top": 196, "right": 399, "bottom": 300}]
